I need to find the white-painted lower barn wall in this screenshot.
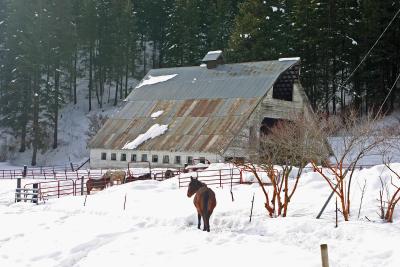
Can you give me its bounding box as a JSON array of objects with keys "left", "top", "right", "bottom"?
[{"left": 90, "top": 148, "right": 224, "bottom": 169}]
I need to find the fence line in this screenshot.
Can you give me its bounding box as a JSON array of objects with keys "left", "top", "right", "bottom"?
[{"left": 178, "top": 168, "right": 242, "bottom": 188}]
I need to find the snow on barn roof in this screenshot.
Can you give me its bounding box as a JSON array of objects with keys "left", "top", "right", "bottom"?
[{"left": 89, "top": 58, "right": 300, "bottom": 153}]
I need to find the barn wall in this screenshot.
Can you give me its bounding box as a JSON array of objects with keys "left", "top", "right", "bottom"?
[
  {"left": 90, "top": 148, "right": 223, "bottom": 169},
  {"left": 261, "top": 82, "right": 311, "bottom": 119},
  {"left": 224, "top": 82, "right": 311, "bottom": 159}
]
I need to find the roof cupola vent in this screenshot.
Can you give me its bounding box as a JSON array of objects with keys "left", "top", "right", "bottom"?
[{"left": 201, "top": 50, "right": 224, "bottom": 69}]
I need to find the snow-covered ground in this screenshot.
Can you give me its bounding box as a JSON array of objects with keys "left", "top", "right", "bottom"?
[{"left": 1, "top": 164, "right": 400, "bottom": 267}]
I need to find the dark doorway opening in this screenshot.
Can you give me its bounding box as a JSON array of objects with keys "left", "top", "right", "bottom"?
[{"left": 260, "top": 117, "right": 284, "bottom": 136}]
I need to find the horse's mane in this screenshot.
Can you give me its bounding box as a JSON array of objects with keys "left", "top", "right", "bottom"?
[{"left": 192, "top": 179, "right": 207, "bottom": 188}]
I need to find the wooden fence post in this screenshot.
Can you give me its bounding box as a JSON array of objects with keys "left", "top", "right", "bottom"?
[
  {"left": 335, "top": 198, "right": 338, "bottom": 228},
  {"left": 320, "top": 244, "right": 329, "bottom": 267},
  {"left": 249, "top": 193, "right": 255, "bottom": 222},
  {"left": 81, "top": 176, "right": 84, "bottom": 195},
  {"left": 57, "top": 181, "right": 60, "bottom": 198},
  {"left": 16, "top": 178, "right": 21, "bottom": 202},
  {"left": 219, "top": 170, "right": 222, "bottom": 187},
  {"left": 23, "top": 165, "right": 27, "bottom": 178},
  {"left": 32, "top": 183, "right": 38, "bottom": 204}
]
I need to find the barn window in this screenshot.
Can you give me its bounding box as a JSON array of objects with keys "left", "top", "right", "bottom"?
[
  {"left": 175, "top": 156, "right": 181, "bottom": 164},
  {"left": 272, "top": 66, "right": 299, "bottom": 101},
  {"left": 121, "top": 153, "right": 126, "bottom": 161},
  {"left": 152, "top": 155, "right": 158, "bottom": 163},
  {"left": 141, "top": 154, "right": 147, "bottom": 162},
  {"left": 163, "top": 155, "right": 170, "bottom": 164},
  {"left": 199, "top": 157, "right": 206, "bottom": 164},
  {"left": 131, "top": 154, "right": 137, "bottom": 162},
  {"left": 111, "top": 153, "right": 117, "bottom": 161},
  {"left": 101, "top": 153, "right": 107, "bottom": 160},
  {"left": 187, "top": 156, "right": 193, "bottom": 165}
]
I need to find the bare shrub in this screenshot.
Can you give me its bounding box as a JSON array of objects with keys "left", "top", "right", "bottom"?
[
  {"left": 381, "top": 158, "right": 400, "bottom": 222},
  {"left": 86, "top": 114, "right": 108, "bottom": 139},
  {"left": 236, "top": 113, "right": 329, "bottom": 217},
  {"left": 312, "top": 110, "right": 390, "bottom": 221}
]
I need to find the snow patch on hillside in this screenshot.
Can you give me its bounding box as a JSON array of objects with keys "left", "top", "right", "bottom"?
[{"left": 1, "top": 77, "right": 137, "bottom": 166}]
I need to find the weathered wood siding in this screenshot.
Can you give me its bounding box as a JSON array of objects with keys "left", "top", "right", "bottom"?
[{"left": 224, "top": 82, "right": 312, "bottom": 158}]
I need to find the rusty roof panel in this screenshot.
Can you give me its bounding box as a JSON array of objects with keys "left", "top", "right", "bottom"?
[{"left": 90, "top": 59, "right": 300, "bottom": 153}]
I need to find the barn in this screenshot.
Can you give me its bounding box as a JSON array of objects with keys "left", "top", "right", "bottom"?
[{"left": 89, "top": 51, "right": 312, "bottom": 169}]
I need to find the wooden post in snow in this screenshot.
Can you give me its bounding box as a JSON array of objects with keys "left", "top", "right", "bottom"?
[
  {"left": 16, "top": 178, "right": 21, "bottom": 203},
  {"left": 320, "top": 244, "right": 330, "bottom": 267},
  {"left": 81, "top": 176, "right": 84, "bottom": 195},
  {"left": 249, "top": 193, "right": 255, "bottom": 222},
  {"left": 335, "top": 198, "right": 338, "bottom": 228},
  {"left": 32, "top": 183, "right": 38, "bottom": 204}
]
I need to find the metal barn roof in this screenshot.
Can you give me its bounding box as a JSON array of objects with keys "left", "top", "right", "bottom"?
[{"left": 89, "top": 59, "right": 300, "bottom": 153}]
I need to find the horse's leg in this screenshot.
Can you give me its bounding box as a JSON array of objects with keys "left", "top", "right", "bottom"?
[
  {"left": 197, "top": 213, "right": 201, "bottom": 229},
  {"left": 202, "top": 212, "right": 208, "bottom": 231},
  {"left": 205, "top": 212, "right": 210, "bottom": 232}
]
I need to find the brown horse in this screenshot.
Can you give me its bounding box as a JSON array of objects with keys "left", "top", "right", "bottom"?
[
  {"left": 103, "top": 170, "right": 126, "bottom": 185},
  {"left": 187, "top": 177, "right": 217, "bottom": 232},
  {"left": 165, "top": 170, "right": 175, "bottom": 179},
  {"left": 86, "top": 176, "right": 111, "bottom": 195}
]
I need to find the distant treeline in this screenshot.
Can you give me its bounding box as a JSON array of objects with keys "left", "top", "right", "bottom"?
[{"left": 0, "top": 0, "right": 399, "bottom": 165}]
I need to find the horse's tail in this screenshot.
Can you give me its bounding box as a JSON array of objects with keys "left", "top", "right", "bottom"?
[{"left": 202, "top": 190, "right": 210, "bottom": 229}]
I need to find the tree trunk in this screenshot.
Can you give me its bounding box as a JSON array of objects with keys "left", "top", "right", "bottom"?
[
  {"left": 99, "top": 65, "right": 104, "bottom": 109},
  {"left": 142, "top": 34, "right": 146, "bottom": 76},
  {"left": 152, "top": 40, "right": 157, "bottom": 69},
  {"left": 19, "top": 77, "right": 30, "bottom": 152},
  {"left": 53, "top": 65, "right": 60, "bottom": 149},
  {"left": 107, "top": 81, "right": 111, "bottom": 103},
  {"left": 125, "top": 63, "right": 129, "bottom": 98},
  {"left": 88, "top": 44, "right": 93, "bottom": 111},
  {"left": 114, "top": 78, "right": 118, "bottom": 106},
  {"left": 74, "top": 47, "right": 78, "bottom": 105},
  {"left": 31, "top": 69, "right": 39, "bottom": 166},
  {"left": 119, "top": 75, "right": 123, "bottom": 99}
]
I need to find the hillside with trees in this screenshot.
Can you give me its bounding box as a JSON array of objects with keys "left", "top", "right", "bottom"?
[{"left": 0, "top": 0, "right": 399, "bottom": 165}]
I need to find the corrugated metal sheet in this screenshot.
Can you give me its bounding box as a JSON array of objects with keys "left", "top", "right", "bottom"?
[
  {"left": 90, "top": 59, "right": 299, "bottom": 153},
  {"left": 126, "top": 60, "right": 297, "bottom": 101}
]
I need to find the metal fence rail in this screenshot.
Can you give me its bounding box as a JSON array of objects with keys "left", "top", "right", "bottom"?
[
  {"left": 178, "top": 168, "right": 242, "bottom": 188},
  {"left": 15, "top": 188, "right": 41, "bottom": 204},
  {"left": 0, "top": 164, "right": 80, "bottom": 179}
]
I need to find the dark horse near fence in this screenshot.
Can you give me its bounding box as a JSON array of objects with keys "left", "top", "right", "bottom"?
[
  {"left": 86, "top": 176, "right": 111, "bottom": 195},
  {"left": 124, "top": 173, "right": 152, "bottom": 183},
  {"left": 187, "top": 177, "right": 217, "bottom": 232}
]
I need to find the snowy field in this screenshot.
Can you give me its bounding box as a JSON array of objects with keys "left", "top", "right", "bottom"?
[{"left": 1, "top": 164, "right": 400, "bottom": 267}]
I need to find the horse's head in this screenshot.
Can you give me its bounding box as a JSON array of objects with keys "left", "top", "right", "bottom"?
[{"left": 187, "top": 177, "right": 204, "bottom": 197}]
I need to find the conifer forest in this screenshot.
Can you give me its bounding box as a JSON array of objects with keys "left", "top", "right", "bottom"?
[{"left": 0, "top": 0, "right": 399, "bottom": 165}]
